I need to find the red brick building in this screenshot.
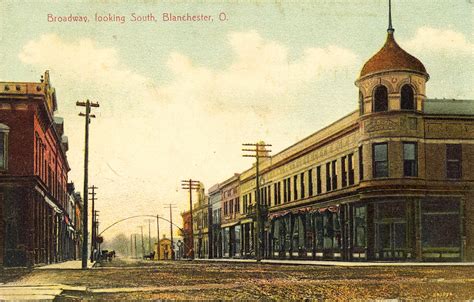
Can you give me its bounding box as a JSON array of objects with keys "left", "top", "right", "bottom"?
[
  {"left": 180, "top": 210, "right": 193, "bottom": 258},
  {"left": 0, "top": 71, "right": 74, "bottom": 266}
]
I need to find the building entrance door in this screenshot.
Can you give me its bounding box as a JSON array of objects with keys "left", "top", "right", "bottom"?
[
  {"left": 376, "top": 221, "right": 407, "bottom": 260},
  {"left": 374, "top": 201, "right": 410, "bottom": 261}
]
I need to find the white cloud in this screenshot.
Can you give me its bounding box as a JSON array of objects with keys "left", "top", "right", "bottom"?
[
  {"left": 158, "top": 30, "right": 359, "bottom": 114},
  {"left": 18, "top": 33, "right": 157, "bottom": 115},
  {"left": 404, "top": 27, "right": 473, "bottom": 57}
]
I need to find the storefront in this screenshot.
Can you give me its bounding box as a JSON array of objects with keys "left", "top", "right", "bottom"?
[{"left": 269, "top": 206, "right": 343, "bottom": 260}]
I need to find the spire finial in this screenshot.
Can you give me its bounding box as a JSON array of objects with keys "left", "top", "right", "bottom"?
[{"left": 388, "top": 0, "right": 394, "bottom": 33}]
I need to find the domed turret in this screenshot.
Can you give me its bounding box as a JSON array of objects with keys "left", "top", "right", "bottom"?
[
  {"left": 355, "top": 2, "right": 429, "bottom": 115},
  {"left": 359, "top": 32, "right": 428, "bottom": 79}
]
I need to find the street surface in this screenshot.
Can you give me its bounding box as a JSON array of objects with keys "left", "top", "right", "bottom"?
[{"left": 1, "top": 258, "right": 473, "bottom": 300}]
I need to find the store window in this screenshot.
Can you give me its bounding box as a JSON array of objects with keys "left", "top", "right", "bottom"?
[
  {"left": 354, "top": 205, "right": 367, "bottom": 248},
  {"left": 421, "top": 200, "right": 460, "bottom": 248}
]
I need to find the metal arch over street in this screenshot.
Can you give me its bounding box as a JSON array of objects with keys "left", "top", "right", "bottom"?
[{"left": 98, "top": 214, "right": 184, "bottom": 237}]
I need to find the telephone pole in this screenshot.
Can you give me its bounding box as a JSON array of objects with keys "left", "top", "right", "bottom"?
[
  {"left": 94, "top": 211, "right": 100, "bottom": 255},
  {"left": 77, "top": 99, "right": 100, "bottom": 270},
  {"left": 140, "top": 226, "right": 145, "bottom": 258},
  {"left": 164, "top": 204, "right": 177, "bottom": 260},
  {"left": 156, "top": 215, "right": 161, "bottom": 260},
  {"left": 89, "top": 185, "right": 98, "bottom": 262},
  {"left": 242, "top": 142, "right": 271, "bottom": 261},
  {"left": 134, "top": 234, "right": 138, "bottom": 259},
  {"left": 181, "top": 179, "right": 200, "bottom": 259},
  {"left": 147, "top": 219, "right": 152, "bottom": 254}
]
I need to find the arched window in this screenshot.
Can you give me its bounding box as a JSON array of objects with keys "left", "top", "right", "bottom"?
[
  {"left": 359, "top": 91, "right": 364, "bottom": 115},
  {"left": 401, "top": 85, "right": 415, "bottom": 110},
  {"left": 374, "top": 86, "right": 388, "bottom": 112}
]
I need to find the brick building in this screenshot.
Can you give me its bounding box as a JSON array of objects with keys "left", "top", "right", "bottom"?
[
  {"left": 220, "top": 174, "right": 241, "bottom": 258},
  {"left": 208, "top": 183, "right": 221, "bottom": 259},
  {"left": 193, "top": 182, "right": 209, "bottom": 258},
  {"left": 0, "top": 71, "right": 77, "bottom": 266},
  {"left": 180, "top": 210, "right": 193, "bottom": 258},
  {"left": 201, "top": 14, "right": 474, "bottom": 262}
]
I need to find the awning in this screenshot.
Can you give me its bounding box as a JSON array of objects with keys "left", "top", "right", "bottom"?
[
  {"left": 35, "top": 186, "right": 63, "bottom": 214},
  {"left": 318, "top": 205, "right": 340, "bottom": 213},
  {"left": 221, "top": 221, "right": 239, "bottom": 228},
  {"left": 269, "top": 205, "right": 340, "bottom": 219},
  {"left": 268, "top": 210, "right": 290, "bottom": 220},
  {"left": 240, "top": 218, "right": 253, "bottom": 224}
]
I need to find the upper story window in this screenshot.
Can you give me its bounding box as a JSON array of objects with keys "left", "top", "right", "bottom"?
[
  {"left": 331, "top": 160, "right": 337, "bottom": 190},
  {"left": 273, "top": 182, "right": 281, "bottom": 206},
  {"left": 308, "top": 169, "right": 313, "bottom": 196},
  {"left": 446, "top": 144, "right": 462, "bottom": 179},
  {"left": 286, "top": 177, "right": 291, "bottom": 202},
  {"left": 403, "top": 142, "right": 417, "bottom": 177},
  {"left": 374, "top": 85, "right": 388, "bottom": 112},
  {"left": 316, "top": 166, "right": 322, "bottom": 194},
  {"left": 0, "top": 123, "right": 10, "bottom": 170},
  {"left": 293, "top": 175, "right": 298, "bottom": 200},
  {"left": 373, "top": 143, "right": 388, "bottom": 178},
  {"left": 359, "top": 91, "right": 364, "bottom": 115},
  {"left": 341, "top": 156, "right": 347, "bottom": 188},
  {"left": 326, "top": 162, "right": 331, "bottom": 191},
  {"left": 359, "top": 146, "right": 364, "bottom": 181},
  {"left": 300, "top": 173, "right": 305, "bottom": 199},
  {"left": 348, "top": 153, "right": 355, "bottom": 185},
  {"left": 400, "top": 85, "right": 415, "bottom": 110}
]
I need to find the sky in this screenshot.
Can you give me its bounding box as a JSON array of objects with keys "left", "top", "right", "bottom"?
[{"left": 0, "top": 0, "right": 472, "bottom": 241}]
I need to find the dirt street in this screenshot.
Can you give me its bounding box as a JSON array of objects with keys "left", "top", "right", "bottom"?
[{"left": 3, "top": 258, "right": 474, "bottom": 300}]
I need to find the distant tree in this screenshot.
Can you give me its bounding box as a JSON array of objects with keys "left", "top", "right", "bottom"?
[
  {"left": 102, "top": 233, "right": 130, "bottom": 257},
  {"left": 102, "top": 233, "right": 159, "bottom": 258}
]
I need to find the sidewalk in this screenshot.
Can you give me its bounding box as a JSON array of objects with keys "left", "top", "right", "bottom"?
[
  {"left": 36, "top": 260, "right": 96, "bottom": 270},
  {"left": 196, "top": 258, "right": 474, "bottom": 266},
  {"left": 0, "top": 261, "right": 94, "bottom": 300}
]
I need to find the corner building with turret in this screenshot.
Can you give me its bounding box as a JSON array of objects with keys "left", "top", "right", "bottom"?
[{"left": 207, "top": 21, "right": 474, "bottom": 262}]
